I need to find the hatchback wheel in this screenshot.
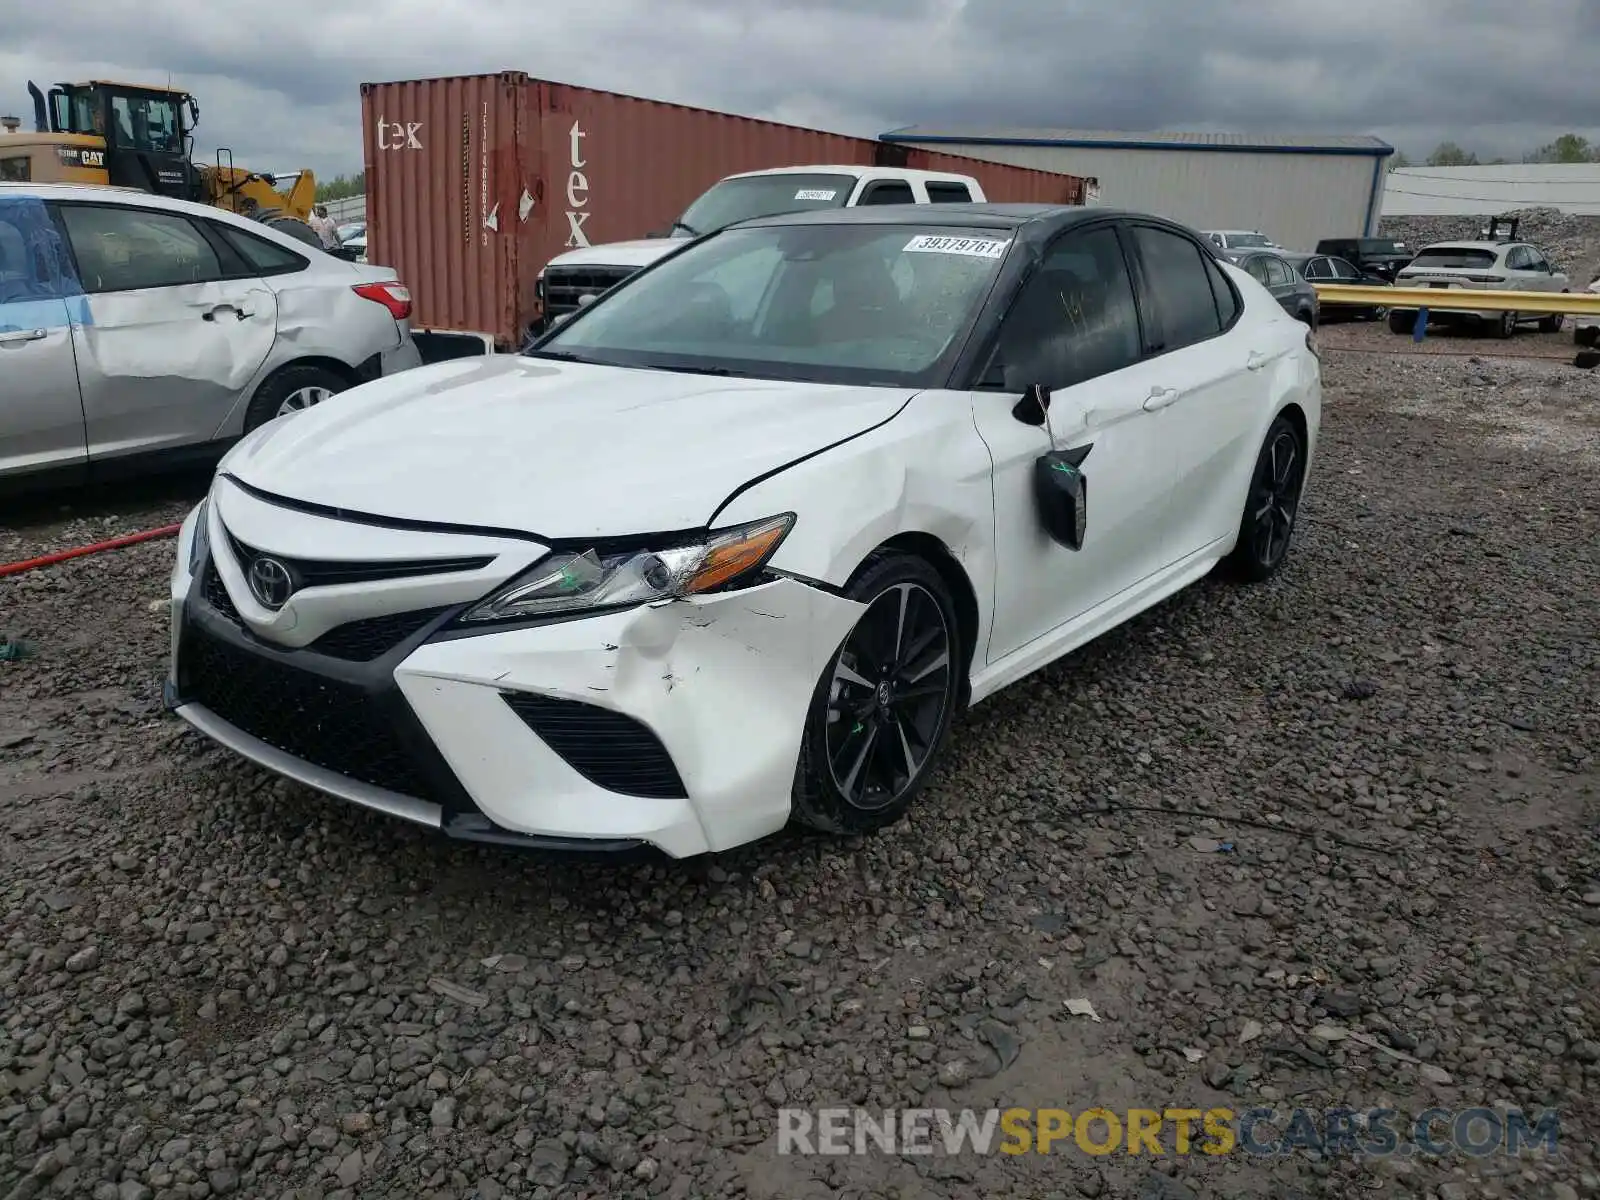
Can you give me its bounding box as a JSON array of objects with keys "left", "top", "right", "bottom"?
[
  {"left": 791, "top": 552, "right": 962, "bottom": 836},
  {"left": 1490, "top": 309, "right": 1517, "bottom": 339},
  {"left": 1388, "top": 310, "right": 1413, "bottom": 335},
  {"left": 244, "top": 365, "right": 350, "bottom": 432},
  {"left": 1540, "top": 298, "right": 1566, "bottom": 334},
  {"left": 1225, "top": 413, "right": 1306, "bottom": 583}
]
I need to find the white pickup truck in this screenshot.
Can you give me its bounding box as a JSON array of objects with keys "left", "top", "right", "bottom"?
[{"left": 534, "top": 164, "right": 989, "bottom": 328}]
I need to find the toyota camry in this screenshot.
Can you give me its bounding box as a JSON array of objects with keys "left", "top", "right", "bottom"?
[{"left": 166, "top": 204, "right": 1321, "bottom": 858}]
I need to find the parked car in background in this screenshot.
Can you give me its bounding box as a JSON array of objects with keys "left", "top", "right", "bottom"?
[
  {"left": 1222, "top": 249, "right": 1319, "bottom": 327},
  {"left": 1282, "top": 252, "right": 1391, "bottom": 322},
  {"left": 534, "top": 165, "right": 993, "bottom": 331},
  {"left": 1389, "top": 239, "right": 1570, "bottom": 338},
  {"left": 336, "top": 221, "right": 365, "bottom": 244},
  {"left": 1204, "top": 230, "right": 1278, "bottom": 251},
  {"left": 0, "top": 183, "right": 420, "bottom": 491},
  {"left": 1576, "top": 269, "right": 1600, "bottom": 348},
  {"left": 166, "top": 204, "right": 1321, "bottom": 858},
  {"left": 1314, "top": 236, "right": 1412, "bottom": 281}
]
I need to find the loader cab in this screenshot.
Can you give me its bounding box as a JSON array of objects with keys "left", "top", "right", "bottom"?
[{"left": 37, "top": 80, "right": 201, "bottom": 201}]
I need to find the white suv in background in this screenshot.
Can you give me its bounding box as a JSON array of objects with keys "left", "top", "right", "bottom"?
[
  {"left": 1204, "top": 230, "right": 1278, "bottom": 251},
  {"left": 1391, "top": 239, "right": 1571, "bottom": 338}
]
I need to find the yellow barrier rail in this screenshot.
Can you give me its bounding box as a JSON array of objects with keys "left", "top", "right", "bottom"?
[{"left": 1313, "top": 284, "right": 1600, "bottom": 316}]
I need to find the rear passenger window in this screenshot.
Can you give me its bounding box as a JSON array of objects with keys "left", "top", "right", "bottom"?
[
  {"left": 1, "top": 157, "right": 29, "bottom": 183},
  {"left": 59, "top": 204, "right": 223, "bottom": 292},
  {"left": 1131, "top": 226, "right": 1223, "bottom": 351},
  {"left": 858, "top": 181, "right": 915, "bottom": 206},
  {"left": 216, "top": 224, "right": 307, "bottom": 274},
  {"left": 925, "top": 182, "right": 973, "bottom": 204}
]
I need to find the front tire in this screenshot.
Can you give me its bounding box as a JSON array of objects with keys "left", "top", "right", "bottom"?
[
  {"left": 790, "top": 552, "right": 962, "bottom": 837},
  {"left": 1224, "top": 413, "right": 1307, "bottom": 584},
  {"left": 1540, "top": 298, "right": 1566, "bottom": 334},
  {"left": 1389, "top": 310, "right": 1413, "bottom": 335}
]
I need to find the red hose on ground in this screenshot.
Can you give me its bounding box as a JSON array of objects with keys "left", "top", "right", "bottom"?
[{"left": 0, "top": 523, "right": 183, "bottom": 578}]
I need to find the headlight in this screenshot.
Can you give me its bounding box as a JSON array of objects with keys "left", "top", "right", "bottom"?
[
  {"left": 188, "top": 498, "right": 211, "bottom": 574},
  {"left": 459, "top": 513, "right": 794, "bottom": 623}
]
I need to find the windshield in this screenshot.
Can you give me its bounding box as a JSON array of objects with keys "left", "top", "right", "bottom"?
[
  {"left": 1410, "top": 247, "right": 1497, "bottom": 269},
  {"left": 674, "top": 174, "right": 857, "bottom": 236},
  {"left": 109, "top": 92, "right": 182, "bottom": 154},
  {"left": 1229, "top": 233, "right": 1271, "bottom": 248},
  {"left": 531, "top": 222, "right": 1014, "bottom": 386}
]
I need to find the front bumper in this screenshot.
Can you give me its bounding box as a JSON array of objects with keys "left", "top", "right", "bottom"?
[{"left": 165, "top": 513, "right": 862, "bottom": 858}]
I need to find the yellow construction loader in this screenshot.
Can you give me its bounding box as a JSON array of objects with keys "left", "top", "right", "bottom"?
[{"left": 1, "top": 80, "right": 322, "bottom": 246}]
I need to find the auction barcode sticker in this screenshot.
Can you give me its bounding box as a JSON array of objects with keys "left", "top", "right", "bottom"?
[
  {"left": 795, "top": 189, "right": 838, "bottom": 200},
  {"left": 903, "top": 235, "right": 1010, "bottom": 259}
]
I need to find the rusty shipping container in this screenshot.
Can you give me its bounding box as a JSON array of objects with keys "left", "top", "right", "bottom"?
[{"left": 361, "top": 72, "right": 1088, "bottom": 350}]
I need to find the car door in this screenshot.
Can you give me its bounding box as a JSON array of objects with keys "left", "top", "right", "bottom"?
[
  {"left": 1522, "top": 246, "right": 1566, "bottom": 294},
  {"left": 54, "top": 200, "right": 278, "bottom": 462},
  {"left": 0, "top": 196, "right": 87, "bottom": 480},
  {"left": 969, "top": 220, "right": 1178, "bottom": 663},
  {"left": 1126, "top": 221, "right": 1265, "bottom": 562}
]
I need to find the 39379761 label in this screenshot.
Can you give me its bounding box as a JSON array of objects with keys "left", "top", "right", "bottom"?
[{"left": 902, "top": 235, "right": 1010, "bottom": 259}]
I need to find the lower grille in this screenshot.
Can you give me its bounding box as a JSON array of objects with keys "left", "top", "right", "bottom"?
[
  {"left": 503, "top": 693, "right": 687, "bottom": 799},
  {"left": 310, "top": 609, "right": 447, "bottom": 662},
  {"left": 541, "top": 266, "right": 639, "bottom": 320},
  {"left": 202, "top": 562, "right": 241, "bottom": 626},
  {"left": 180, "top": 623, "right": 431, "bottom": 799}
]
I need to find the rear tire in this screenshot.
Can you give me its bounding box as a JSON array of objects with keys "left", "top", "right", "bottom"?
[
  {"left": 1490, "top": 309, "right": 1517, "bottom": 339},
  {"left": 790, "top": 552, "right": 962, "bottom": 837},
  {"left": 257, "top": 213, "right": 324, "bottom": 249},
  {"left": 1388, "top": 311, "right": 1413, "bottom": 335},
  {"left": 243, "top": 364, "right": 350, "bottom": 433},
  {"left": 1224, "top": 413, "right": 1307, "bottom": 584}
]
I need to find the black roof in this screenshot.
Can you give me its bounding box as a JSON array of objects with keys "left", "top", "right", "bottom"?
[{"left": 742, "top": 203, "right": 1144, "bottom": 235}]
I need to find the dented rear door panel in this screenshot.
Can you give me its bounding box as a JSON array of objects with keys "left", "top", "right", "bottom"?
[{"left": 71, "top": 279, "right": 277, "bottom": 460}]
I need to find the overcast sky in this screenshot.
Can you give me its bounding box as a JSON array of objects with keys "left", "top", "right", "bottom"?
[{"left": 3, "top": 0, "right": 1597, "bottom": 183}]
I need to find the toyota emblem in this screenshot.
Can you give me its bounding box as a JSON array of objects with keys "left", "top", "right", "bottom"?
[{"left": 247, "top": 556, "right": 295, "bottom": 609}]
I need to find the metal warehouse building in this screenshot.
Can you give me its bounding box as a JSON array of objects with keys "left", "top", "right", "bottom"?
[{"left": 879, "top": 127, "right": 1395, "bottom": 251}]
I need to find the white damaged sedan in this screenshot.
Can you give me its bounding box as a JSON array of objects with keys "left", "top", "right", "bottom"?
[{"left": 166, "top": 204, "right": 1321, "bottom": 857}]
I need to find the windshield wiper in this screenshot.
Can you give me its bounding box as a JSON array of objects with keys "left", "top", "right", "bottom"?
[
  {"left": 669, "top": 221, "right": 700, "bottom": 237},
  {"left": 653, "top": 362, "right": 741, "bottom": 377},
  {"left": 522, "top": 348, "right": 591, "bottom": 363}
]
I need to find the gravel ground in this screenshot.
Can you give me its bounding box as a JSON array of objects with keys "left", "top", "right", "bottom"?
[{"left": 2, "top": 345, "right": 1598, "bottom": 1200}]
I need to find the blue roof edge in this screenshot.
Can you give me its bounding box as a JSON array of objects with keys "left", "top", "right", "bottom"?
[{"left": 879, "top": 130, "right": 1395, "bottom": 158}]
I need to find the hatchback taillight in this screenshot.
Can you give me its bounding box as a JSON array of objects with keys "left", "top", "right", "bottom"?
[
  {"left": 353, "top": 281, "right": 412, "bottom": 321},
  {"left": 1465, "top": 274, "right": 1507, "bottom": 285}
]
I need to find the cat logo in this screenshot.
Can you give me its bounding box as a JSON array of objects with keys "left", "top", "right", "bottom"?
[{"left": 54, "top": 147, "right": 105, "bottom": 169}]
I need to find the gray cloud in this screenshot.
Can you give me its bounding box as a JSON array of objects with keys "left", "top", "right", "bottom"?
[{"left": 3, "top": 0, "right": 1597, "bottom": 186}]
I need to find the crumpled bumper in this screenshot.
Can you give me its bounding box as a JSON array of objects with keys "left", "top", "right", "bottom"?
[{"left": 167, "top": 513, "right": 864, "bottom": 858}]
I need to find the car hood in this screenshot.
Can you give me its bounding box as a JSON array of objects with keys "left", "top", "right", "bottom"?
[
  {"left": 221, "top": 355, "right": 914, "bottom": 539},
  {"left": 543, "top": 239, "right": 685, "bottom": 271}
]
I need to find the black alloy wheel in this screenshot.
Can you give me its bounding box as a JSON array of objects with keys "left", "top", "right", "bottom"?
[
  {"left": 791, "top": 553, "right": 961, "bottom": 836},
  {"left": 1225, "top": 413, "right": 1306, "bottom": 583}
]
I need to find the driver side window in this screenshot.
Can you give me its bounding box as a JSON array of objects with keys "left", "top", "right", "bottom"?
[{"left": 989, "top": 226, "right": 1141, "bottom": 391}]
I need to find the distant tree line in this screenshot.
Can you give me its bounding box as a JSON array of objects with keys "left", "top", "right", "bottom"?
[
  {"left": 315, "top": 171, "right": 366, "bottom": 201},
  {"left": 1387, "top": 134, "right": 1598, "bottom": 170}
]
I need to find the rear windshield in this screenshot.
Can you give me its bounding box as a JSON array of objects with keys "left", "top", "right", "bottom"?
[
  {"left": 1227, "top": 233, "right": 1271, "bottom": 248},
  {"left": 675, "top": 173, "right": 856, "bottom": 236},
  {"left": 1410, "top": 247, "right": 1497, "bottom": 269},
  {"left": 1359, "top": 239, "right": 1405, "bottom": 254}
]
